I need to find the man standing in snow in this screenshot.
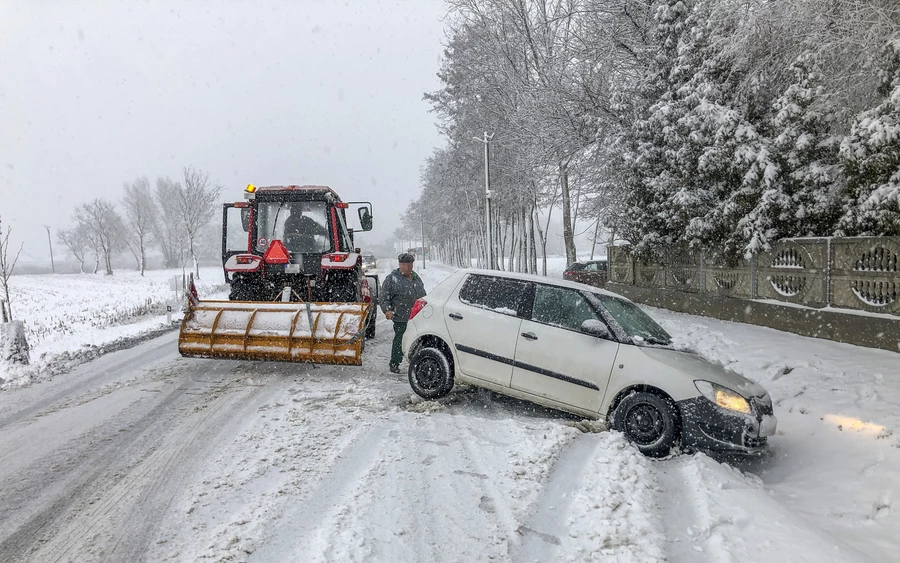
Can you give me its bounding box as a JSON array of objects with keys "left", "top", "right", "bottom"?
[{"left": 380, "top": 253, "right": 426, "bottom": 373}]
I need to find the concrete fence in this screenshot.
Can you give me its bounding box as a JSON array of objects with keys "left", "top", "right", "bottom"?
[{"left": 607, "top": 237, "right": 900, "bottom": 352}]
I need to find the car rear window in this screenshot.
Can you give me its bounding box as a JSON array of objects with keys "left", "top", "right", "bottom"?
[{"left": 458, "top": 275, "right": 529, "bottom": 316}]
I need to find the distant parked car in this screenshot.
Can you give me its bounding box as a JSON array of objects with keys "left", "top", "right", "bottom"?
[
  {"left": 563, "top": 259, "right": 608, "bottom": 288},
  {"left": 361, "top": 252, "right": 377, "bottom": 272},
  {"left": 401, "top": 269, "right": 776, "bottom": 457}
]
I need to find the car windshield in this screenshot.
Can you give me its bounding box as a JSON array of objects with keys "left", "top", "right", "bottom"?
[{"left": 587, "top": 293, "right": 672, "bottom": 346}]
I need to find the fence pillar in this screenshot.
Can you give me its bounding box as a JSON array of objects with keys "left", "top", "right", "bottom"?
[
  {"left": 750, "top": 254, "right": 758, "bottom": 298},
  {"left": 699, "top": 251, "right": 706, "bottom": 294},
  {"left": 825, "top": 237, "right": 833, "bottom": 307}
]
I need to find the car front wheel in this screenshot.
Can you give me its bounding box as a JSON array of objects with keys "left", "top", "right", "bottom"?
[
  {"left": 408, "top": 347, "right": 454, "bottom": 399},
  {"left": 611, "top": 392, "right": 680, "bottom": 458}
]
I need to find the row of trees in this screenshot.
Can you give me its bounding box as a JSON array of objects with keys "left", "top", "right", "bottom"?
[
  {"left": 404, "top": 0, "right": 899, "bottom": 269},
  {"left": 57, "top": 167, "right": 222, "bottom": 277}
]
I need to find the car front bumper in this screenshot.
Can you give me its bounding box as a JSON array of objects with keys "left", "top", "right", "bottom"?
[{"left": 677, "top": 397, "right": 777, "bottom": 455}]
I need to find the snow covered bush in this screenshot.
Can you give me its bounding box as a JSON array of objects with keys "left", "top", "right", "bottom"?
[
  {"left": 839, "top": 39, "right": 900, "bottom": 236},
  {"left": 0, "top": 321, "right": 30, "bottom": 366}
]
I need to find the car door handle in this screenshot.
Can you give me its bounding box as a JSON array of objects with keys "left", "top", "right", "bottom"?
[
  {"left": 521, "top": 332, "right": 538, "bottom": 341},
  {"left": 449, "top": 313, "right": 463, "bottom": 320}
]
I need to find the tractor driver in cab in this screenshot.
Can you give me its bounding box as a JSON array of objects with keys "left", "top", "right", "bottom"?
[{"left": 283, "top": 202, "right": 329, "bottom": 253}]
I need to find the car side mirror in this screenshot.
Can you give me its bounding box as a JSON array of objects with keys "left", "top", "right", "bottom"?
[
  {"left": 358, "top": 207, "right": 373, "bottom": 231},
  {"left": 581, "top": 319, "right": 611, "bottom": 339},
  {"left": 240, "top": 208, "right": 250, "bottom": 232}
]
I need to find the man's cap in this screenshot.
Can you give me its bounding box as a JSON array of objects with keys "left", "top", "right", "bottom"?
[{"left": 398, "top": 253, "right": 415, "bottom": 263}]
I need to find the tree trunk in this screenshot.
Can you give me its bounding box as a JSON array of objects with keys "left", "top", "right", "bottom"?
[
  {"left": 190, "top": 237, "right": 200, "bottom": 279},
  {"left": 140, "top": 245, "right": 146, "bottom": 276},
  {"left": 590, "top": 218, "right": 600, "bottom": 260},
  {"left": 507, "top": 215, "right": 515, "bottom": 272},
  {"left": 559, "top": 161, "right": 577, "bottom": 266}
]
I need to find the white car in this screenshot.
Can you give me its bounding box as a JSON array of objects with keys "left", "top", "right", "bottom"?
[{"left": 402, "top": 269, "right": 777, "bottom": 457}]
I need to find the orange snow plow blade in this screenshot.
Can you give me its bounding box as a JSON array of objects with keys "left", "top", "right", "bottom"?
[{"left": 178, "top": 300, "right": 370, "bottom": 365}]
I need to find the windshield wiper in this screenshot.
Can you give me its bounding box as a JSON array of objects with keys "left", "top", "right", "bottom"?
[{"left": 636, "top": 335, "right": 671, "bottom": 346}]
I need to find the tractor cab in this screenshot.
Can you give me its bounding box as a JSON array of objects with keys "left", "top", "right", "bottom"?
[{"left": 221, "top": 184, "right": 373, "bottom": 302}]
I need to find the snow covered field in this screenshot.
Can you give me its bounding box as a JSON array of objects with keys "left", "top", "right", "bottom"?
[
  {"left": 1, "top": 267, "right": 228, "bottom": 387},
  {"left": 0, "top": 262, "right": 896, "bottom": 562}
]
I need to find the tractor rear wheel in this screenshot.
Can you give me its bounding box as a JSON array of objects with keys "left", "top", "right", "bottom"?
[{"left": 365, "top": 310, "right": 376, "bottom": 339}]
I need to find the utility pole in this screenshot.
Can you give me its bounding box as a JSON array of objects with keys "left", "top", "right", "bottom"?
[
  {"left": 421, "top": 218, "right": 426, "bottom": 270},
  {"left": 45, "top": 225, "right": 55, "bottom": 273},
  {"left": 473, "top": 131, "right": 494, "bottom": 269}
]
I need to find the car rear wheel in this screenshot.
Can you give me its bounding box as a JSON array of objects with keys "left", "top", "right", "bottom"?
[
  {"left": 611, "top": 392, "right": 680, "bottom": 458},
  {"left": 408, "top": 347, "right": 454, "bottom": 399}
]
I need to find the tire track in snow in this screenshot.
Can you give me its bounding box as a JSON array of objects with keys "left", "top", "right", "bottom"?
[
  {"left": 247, "top": 422, "right": 391, "bottom": 562},
  {"left": 0, "top": 359, "right": 264, "bottom": 563},
  {"left": 508, "top": 434, "right": 599, "bottom": 562},
  {"left": 654, "top": 457, "right": 723, "bottom": 563}
]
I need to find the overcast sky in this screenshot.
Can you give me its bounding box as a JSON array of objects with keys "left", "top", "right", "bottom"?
[{"left": 0, "top": 0, "right": 447, "bottom": 261}]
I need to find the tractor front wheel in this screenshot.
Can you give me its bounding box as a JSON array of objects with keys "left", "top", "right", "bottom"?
[{"left": 229, "top": 278, "right": 260, "bottom": 301}]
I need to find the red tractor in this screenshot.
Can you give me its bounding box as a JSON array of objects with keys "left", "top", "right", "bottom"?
[{"left": 221, "top": 184, "right": 378, "bottom": 339}]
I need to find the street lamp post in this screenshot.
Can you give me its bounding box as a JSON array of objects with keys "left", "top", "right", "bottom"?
[{"left": 473, "top": 131, "right": 494, "bottom": 269}]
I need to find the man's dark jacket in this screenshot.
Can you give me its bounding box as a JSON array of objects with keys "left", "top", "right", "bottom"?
[{"left": 380, "top": 269, "right": 426, "bottom": 321}]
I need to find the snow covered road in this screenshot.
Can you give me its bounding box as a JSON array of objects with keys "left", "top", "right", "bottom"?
[{"left": 0, "top": 264, "right": 894, "bottom": 562}]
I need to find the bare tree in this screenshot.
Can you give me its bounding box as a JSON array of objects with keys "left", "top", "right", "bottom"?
[
  {"left": 176, "top": 167, "right": 223, "bottom": 279},
  {"left": 74, "top": 199, "right": 124, "bottom": 275},
  {"left": 153, "top": 176, "right": 186, "bottom": 269},
  {"left": 122, "top": 176, "right": 158, "bottom": 276},
  {"left": 0, "top": 217, "right": 24, "bottom": 322},
  {"left": 57, "top": 225, "right": 91, "bottom": 273}
]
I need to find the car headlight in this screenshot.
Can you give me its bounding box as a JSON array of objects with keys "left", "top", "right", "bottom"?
[{"left": 694, "top": 381, "right": 751, "bottom": 415}]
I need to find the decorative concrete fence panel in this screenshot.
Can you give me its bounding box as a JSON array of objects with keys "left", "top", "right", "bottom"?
[
  {"left": 757, "top": 238, "right": 829, "bottom": 308},
  {"left": 703, "top": 253, "right": 753, "bottom": 299},
  {"left": 634, "top": 261, "right": 666, "bottom": 288},
  {"left": 831, "top": 237, "right": 900, "bottom": 315},
  {"left": 665, "top": 249, "right": 703, "bottom": 293},
  {"left": 608, "top": 246, "right": 633, "bottom": 285},
  {"left": 608, "top": 236, "right": 900, "bottom": 318}
]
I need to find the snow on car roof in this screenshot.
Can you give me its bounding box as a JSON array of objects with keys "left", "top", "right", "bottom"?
[{"left": 456, "top": 268, "right": 631, "bottom": 301}]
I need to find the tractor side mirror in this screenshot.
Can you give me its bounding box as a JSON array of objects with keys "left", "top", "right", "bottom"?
[
  {"left": 358, "top": 207, "right": 373, "bottom": 231},
  {"left": 240, "top": 208, "right": 250, "bottom": 232}
]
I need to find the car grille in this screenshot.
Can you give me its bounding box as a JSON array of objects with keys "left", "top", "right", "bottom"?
[{"left": 744, "top": 435, "right": 767, "bottom": 448}]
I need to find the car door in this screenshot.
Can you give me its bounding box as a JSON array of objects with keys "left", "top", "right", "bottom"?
[
  {"left": 442, "top": 274, "right": 529, "bottom": 388},
  {"left": 510, "top": 283, "right": 619, "bottom": 413}
]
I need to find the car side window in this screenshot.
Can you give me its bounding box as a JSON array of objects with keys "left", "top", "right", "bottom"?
[
  {"left": 458, "top": 275, "right": 528, "bottom": 316},
  {"left": 584, "top": 262, "right": 597, "bottom": 271},
  {"left": 531, "top": 284, "right": 600, "bottom": 332}
]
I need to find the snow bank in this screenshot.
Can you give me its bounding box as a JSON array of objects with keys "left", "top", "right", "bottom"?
[
  {"left": 561, "top": 433, "right": 666, "bottom": 562},
  {"left": 2, "top": 267, "right": 227, "bottom": 388},
  {"left": 649, "top": 306, "right": 900, "bottom": 562}
]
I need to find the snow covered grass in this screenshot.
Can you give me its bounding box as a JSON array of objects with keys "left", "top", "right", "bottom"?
[{"left": 1, "top": 267, "right": 228, "bottom": 388}]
